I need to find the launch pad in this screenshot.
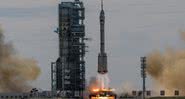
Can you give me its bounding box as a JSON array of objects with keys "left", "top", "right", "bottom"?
[{"left": 90, "top": 89, "right": 117, "bottom": 99}]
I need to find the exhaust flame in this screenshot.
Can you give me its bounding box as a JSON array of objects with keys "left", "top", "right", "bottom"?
[
  {"left": 88, "top": 74, "right": 110, "bottom": 92},
  {"left": 88, "top": 77, "right": 99, "bottom": 92},
  {"left": 97, "top": 74, "right": 110, "bottom": 90},
  {"left": 0, "top": 28, "right": 40, "bottom": 92},
  {"left": 146, "top": 32, "right": 185, "bottom": 95}
]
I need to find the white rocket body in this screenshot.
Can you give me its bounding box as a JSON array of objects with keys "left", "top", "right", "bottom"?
[{"left": 98, "top": 0, "right": 108, "bottom": 74}]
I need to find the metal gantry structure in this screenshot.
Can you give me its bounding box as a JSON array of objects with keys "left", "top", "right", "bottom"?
[
  {"left": 141, "top": 57, "right": 147, "bottom": 99},
  {"left": 51, "top": 0, "right": 86, "bottom": 99}
]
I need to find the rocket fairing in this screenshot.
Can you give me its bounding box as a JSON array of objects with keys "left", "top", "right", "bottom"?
[{"left": 98, "top": 0, "right": 108, "bottom": 74}]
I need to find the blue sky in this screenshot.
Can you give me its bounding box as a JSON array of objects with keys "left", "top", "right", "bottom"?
[{"left": 1, "top": 0, "right": 185, "bottom": 91}]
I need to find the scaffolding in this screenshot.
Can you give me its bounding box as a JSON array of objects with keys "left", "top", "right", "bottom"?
[{"left": 51, "top": 0, "right": 86, "bottom": 99}]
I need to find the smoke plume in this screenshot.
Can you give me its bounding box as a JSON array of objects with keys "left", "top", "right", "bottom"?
[
  {"left": 97, "top": 74, "right": 110, "bottom": 89},
  {"left": 147, "top": 32, "right": 185, "bottom": 95},
  {"left": 88, "top": 77, "right": 99, "bottom": 92},
  {"left": 116, "top": 82, "right": 135, "bottom": 96},
  {"left": 0, "top": 28, "right": 40, "bottom": 92},
  {"left": 88, "top": 74, "right": 110, "bottom": 92}
]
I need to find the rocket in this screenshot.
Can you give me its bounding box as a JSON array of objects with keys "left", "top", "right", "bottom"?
[{"left": 98, "top": 0, "right": 108, "bottom": 74}]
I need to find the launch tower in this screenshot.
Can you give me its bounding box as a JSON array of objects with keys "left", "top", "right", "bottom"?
[{"left": 51, "top": 0, "right": 86, "bottom": 99}]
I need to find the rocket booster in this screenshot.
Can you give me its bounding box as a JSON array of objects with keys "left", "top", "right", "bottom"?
[{"left": 98, "top": 0, "right": 108, "bottom": 74}]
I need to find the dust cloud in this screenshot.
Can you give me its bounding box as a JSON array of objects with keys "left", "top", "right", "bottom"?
[
  {"left": 0, "top": 28, "right": 40, "bottom": 92},
  {"left": 147, "top": 32, "right": 185, "bottom": 95}
]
